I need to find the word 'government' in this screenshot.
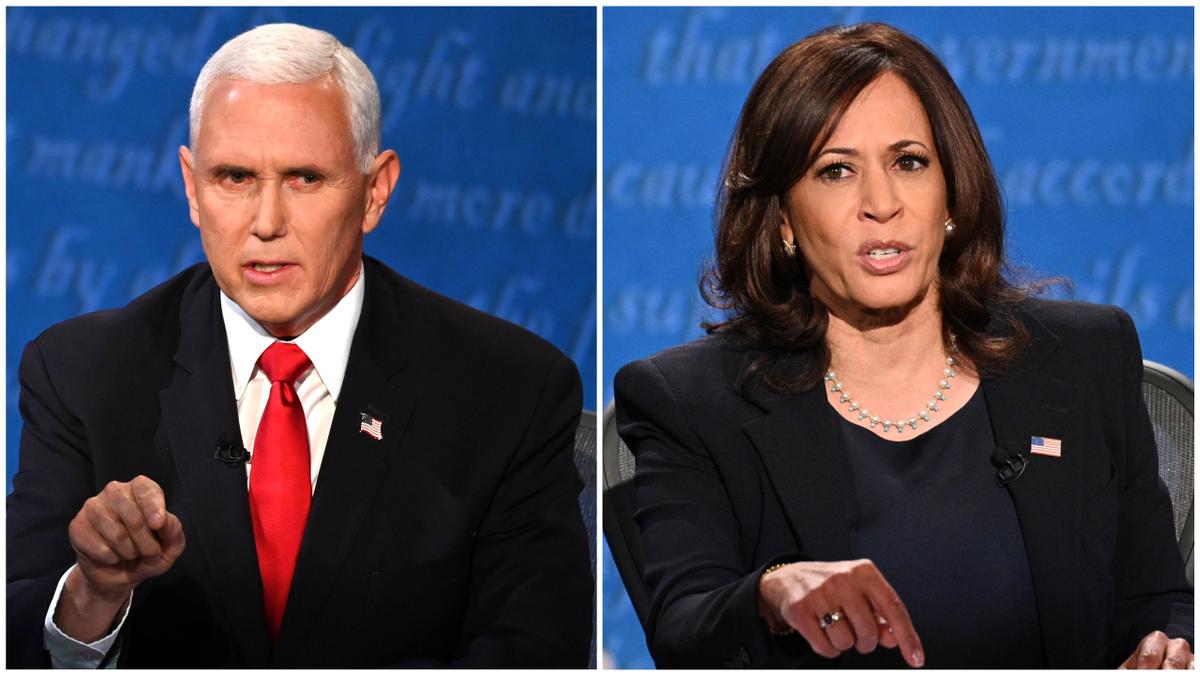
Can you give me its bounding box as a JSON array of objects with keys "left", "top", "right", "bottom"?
[{"left": 639, "top": 8, "right": 1192, "bottom": 86}]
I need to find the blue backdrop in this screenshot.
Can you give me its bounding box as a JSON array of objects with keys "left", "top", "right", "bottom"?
[
  {"left": 601, "top": 6, "right": 1193, "bottom": 668},
  {"left": 6, "top": 7, "right": 598, "bottom": 491}
]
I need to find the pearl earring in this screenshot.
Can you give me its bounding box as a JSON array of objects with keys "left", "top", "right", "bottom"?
[{"left": 944, "top": 218, "right": 955, "bottom": 236}]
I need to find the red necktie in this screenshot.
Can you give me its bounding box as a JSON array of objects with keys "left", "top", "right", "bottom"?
[{"left": 248, "top": 342, "right": 312, "bottom": 640}]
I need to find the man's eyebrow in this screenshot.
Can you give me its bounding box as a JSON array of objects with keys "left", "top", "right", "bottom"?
[
  {"left": 208, "top": 163, "right": 254, "bottom": 176},
  {"left": 280, "top": 165, "right": 326, "bottom": 176}
]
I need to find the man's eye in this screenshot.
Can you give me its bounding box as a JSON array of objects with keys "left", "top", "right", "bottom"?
[
  {"left": 290, "top": 172, "right": 321, "bottom": 186},
  {"left": 228, "top": 171, "right": 248, "bottom": 183}
]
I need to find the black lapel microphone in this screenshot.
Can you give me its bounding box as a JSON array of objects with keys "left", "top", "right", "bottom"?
[
  {"left": 990, "top": 442, "right": 1029, "bottom": 487},
  {"left": 214, "top": 432, "right": 251, "bottom": 466}
]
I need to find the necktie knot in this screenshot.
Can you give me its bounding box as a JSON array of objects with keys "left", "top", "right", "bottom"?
[{"left": 258, "top": 342, "right": 311, "bottom": 384}]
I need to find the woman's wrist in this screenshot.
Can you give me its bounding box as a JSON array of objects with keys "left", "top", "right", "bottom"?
[{"left": 757, "top": 563, "right": 796, "bottom": 636}]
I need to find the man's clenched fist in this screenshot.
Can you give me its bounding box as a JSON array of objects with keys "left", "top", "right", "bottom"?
[{"left": 55, "top": 475, "right": 185, "bottom": 642}]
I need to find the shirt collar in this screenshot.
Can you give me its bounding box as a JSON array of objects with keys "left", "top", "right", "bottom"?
[{"left": 220, "top": 262, "right": 365, "bottom": 402}]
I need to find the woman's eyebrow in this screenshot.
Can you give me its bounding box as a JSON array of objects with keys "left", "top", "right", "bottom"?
[
  {"left": 815, "top": 139, "right": 930, "bottom": 159},
  {"left": 890, "top": 139, "right": 930, "bottom": 152}
]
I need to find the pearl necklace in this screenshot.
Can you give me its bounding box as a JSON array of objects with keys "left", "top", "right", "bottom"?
[{"left": 824, "top": 354, "right": 958, "bottom": 434}]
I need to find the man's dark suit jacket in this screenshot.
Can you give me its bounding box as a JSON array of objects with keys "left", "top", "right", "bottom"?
[
  {"left": 615, "top": 299, "right": 1192, "bottom": 668},
  {"left": 7, "top": 257, "right": 592, "bottom": 667}
]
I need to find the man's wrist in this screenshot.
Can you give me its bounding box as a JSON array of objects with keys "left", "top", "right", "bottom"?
[{"left": 55, "top": 566, "right": 133, "bottom": 643}]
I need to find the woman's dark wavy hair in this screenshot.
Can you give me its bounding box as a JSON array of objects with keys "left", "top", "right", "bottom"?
[{"left": 701, "top": 21, "right": 1030, "bottom": 392}]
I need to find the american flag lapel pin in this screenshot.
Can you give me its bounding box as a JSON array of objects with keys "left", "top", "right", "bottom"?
[
  {"left": 359, "top": 411, "right": 384, "bottom": 441},
  {"left": 1030, "top": 435, "right": 1062, "bottom": 458}
]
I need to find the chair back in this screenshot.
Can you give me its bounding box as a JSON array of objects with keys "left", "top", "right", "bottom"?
[
  {"left": 573, "top": 410, "right": 597, "bottom": 668},
  {"left": 601, "top": 402, "right": 653, "bottom": 630},
  {"left": 1141, "top": 360, "right": 1194, "bottom": 585}
]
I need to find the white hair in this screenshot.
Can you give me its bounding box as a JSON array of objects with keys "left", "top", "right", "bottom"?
[{"left": 188, "top": 23, "right": 380, "bottom": 173}]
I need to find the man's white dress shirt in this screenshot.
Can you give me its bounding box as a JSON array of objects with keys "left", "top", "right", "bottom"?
[{"left": 42, "top": 266, "right": 365, "bottom": 668}]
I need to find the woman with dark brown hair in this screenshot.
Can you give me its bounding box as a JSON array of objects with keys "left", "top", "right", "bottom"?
[{"left": 614, "top": 22, "right": 1192, "bottom": 669}]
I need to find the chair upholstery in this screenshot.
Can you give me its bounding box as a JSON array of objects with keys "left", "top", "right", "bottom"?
[
  {"left": 573, "top": 410, "right": 597, "bottom": 667},
  {"left": 1141, "top": 360, "right": 1194, "bottom": 586},
  {"left": 601, "top": 402, "right": 652, "bottom": 630}
]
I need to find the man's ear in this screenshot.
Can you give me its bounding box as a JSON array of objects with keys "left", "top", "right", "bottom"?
[
  {"left": 179, "top": 146, "right": 201, "bottom": 228},
  {"left": 362, "top": 150, "right": 401, "bottom": 235}
]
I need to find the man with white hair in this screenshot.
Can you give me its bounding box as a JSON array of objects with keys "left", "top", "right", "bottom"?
[{"left": 8, "top": 23, "right": 591, "bottom": 667}]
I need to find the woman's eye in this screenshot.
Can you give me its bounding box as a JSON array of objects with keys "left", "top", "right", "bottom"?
[
  {"left": 896, "top": 155, "right": 928, "bottom": 172},
  {"left": 818, "top": 163, "right": 851, "bottom": 180}
]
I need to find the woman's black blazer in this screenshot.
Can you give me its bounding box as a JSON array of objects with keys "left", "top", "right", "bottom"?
[{"left": 614, "top": 299, "right": 1192, "bottom": 668}]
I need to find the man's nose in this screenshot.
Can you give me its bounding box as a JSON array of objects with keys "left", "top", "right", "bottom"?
[{"left": 250, "top": 180, "right": 287, "bottom": 240}]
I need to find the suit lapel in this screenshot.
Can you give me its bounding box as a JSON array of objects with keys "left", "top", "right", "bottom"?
[
  {"left": 157, "top": 272, "right": 271, "bottom": 666},
  {"left": 741, "top": 373, "right": 854, "bottom": 563},
  {"left": 274, "top": 262, "right": 420, "bottom": 661},
  {"left": 981, "top": 317, "right": 1085, "bottom": 667}
]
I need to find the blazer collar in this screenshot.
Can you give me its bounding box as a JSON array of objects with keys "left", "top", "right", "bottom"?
[{"left": 735, "top": 307, "right": 1086, "bottom": 666}]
